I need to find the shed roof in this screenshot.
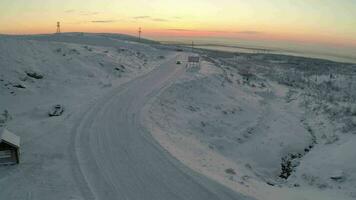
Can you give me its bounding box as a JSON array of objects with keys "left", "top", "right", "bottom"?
[{"left": 0, "top": 128, "right": 20, "bottom": 148}]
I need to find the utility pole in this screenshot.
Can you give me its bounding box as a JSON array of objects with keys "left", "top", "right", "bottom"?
[
  {"left": 138, "top": 27, "right": 142, "bottom": 41},
  {"left": 191, "top": 41, "right": 194, "bottom": 53},
  {"left": 56, "top": 22, "right": 61, "bottom": 34}
]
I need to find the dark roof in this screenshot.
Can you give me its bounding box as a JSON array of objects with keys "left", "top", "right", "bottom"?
[
  {"left": 188, "top": 56, "right": 200, "bottom": 63},
  {"left": 0, "top": 128, "right": 20, "bottom": 148}
]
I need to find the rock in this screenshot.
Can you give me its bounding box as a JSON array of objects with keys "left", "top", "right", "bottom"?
[
  {"left": 225, "top": 168, "right": 236, "bottom": 175},
  {"left": 55, "top": 48, "right": 62, "bottom": 53},
  {"left": 115, "top": 65, "right": 126, "bottom": 72},
  {"left": 84, "top": 46, "right": 92, "bottom": 51},
  {"left": 187, "top": 105, "right": 199, "bottom": 112},
  {"left": 26, "top": 71, "right": 44, "bottom": 79},
  {"left": 70, "top": 49, "right": 80, "bottom": 55},
  {"left": 102, "top": 82, "right": 112, "bottom": 88},
  {"left": 200, "top": 121, "right": 206, "bottom": 127},
  {"left": 48, "top": 104, "right": 64, "bottom": 117},
  {"left": 325, "top": 135, "right": 339, "bottom": 144},
  {"left": 118, "top": 48, "right": 126, "bottom": 52},
  {"left": 266, "top": 181, "right": 275, "bottom": 186},
  {"left": 330, "top": 170, "right": 346, "bottom": 182},
  {"left": 13, "top": 83, "right": 26, "bottom": 88},
  {"left": 245, "top": 163, "right": 252, "bottom": 169}
]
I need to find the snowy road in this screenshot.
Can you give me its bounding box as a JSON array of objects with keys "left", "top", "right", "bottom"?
[{"left": 71, "top": 54, "right": 250, "bottom": 200}]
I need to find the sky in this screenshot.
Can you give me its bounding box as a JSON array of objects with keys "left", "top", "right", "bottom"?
[{"left": 0, "top": 0, "right": 356, "bottom": 47}]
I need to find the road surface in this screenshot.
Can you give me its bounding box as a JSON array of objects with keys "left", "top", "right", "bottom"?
[{"left": 71, "top": 54, "right": 251, "bottom": 200}]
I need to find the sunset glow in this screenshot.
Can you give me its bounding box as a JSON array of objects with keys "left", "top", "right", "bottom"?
[{"left": 1, "top": 0, "right": 356, "bottom": 46}]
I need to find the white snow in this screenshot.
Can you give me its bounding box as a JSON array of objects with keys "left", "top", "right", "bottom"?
[
  {"left": 1, "top": 33, "right": 356, "bottom": 200},
  {"left": 0, "top": 33, "right": 179, "bottom": 199},
  {"left": 144, "top": 55, "right": 356, "bottom": 200},
  {"left": 0, "top": 34, "right": 251, "bottom": 200}
]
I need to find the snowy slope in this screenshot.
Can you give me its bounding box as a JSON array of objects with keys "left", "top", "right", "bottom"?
[
  {"left": 0, "top": 34, "right": 255, "bottom": 200},
  {"left": 144, "top": 53, "right": 356, "bottom": 200},
  {"left": 1, "top": 33, "right": 355, "bottom": 200},
  {"left": 0, "top": 34, "right": 176, "bottom": 199}
]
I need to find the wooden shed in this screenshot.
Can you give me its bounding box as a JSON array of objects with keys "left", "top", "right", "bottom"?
[{"left": 0, "top": 128, "right": 20, "bottom": 165}]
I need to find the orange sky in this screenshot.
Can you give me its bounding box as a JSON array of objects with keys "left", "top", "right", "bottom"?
[{"left": 1, "top": 0, "right": 356, "bottom": 47}]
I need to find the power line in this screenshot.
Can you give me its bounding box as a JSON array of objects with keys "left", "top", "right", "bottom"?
[
  {"left": 56, "top": 22, "right": 61, "bottom": 34},
  {"left": 138, "top": 27, "right": 142, "bottom": 41}
]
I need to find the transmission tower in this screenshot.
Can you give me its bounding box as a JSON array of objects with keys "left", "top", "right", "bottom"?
[
  {"left": 56, "top": 22, "right": 61, "bottom": 34},
  {"left": 138, "top": 27, "right": 142, "bottom": 41}
]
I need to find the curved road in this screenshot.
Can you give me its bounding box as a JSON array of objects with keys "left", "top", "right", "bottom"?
[{"left": 72, "top": 54, "right": 251, "bottom": 200}]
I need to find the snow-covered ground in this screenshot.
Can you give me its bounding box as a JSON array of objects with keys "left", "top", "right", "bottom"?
[
  {"left": 1, "top": 33, "right": 355, "bottom": 200},
  {"left": 0, "top": 33, "right": 253, "bottom": 200},
  {"left": 0, "top": 33, "right": 176, "bottom": 199},
  {"left": 144, "top": 52, "right": 356, "bottom": 200}
]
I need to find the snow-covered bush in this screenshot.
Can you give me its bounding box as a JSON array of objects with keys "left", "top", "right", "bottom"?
[{"left": 26, "top": 70, "right": 44, "bottom": 79}]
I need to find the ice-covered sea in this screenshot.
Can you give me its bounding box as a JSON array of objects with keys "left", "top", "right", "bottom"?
[{"left": 155, "top": 36, "right": 356, "bottom": 64}]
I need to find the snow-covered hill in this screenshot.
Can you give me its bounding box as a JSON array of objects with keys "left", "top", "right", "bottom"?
[
  {"left": 144, "top": 52, "right": 356, "bottom": 200},
  {"left": 0, "top": 33, "right": 170, "bottom": 117},
  {"left": 0, "top": 33, "right": 174, "bottom": 199}
]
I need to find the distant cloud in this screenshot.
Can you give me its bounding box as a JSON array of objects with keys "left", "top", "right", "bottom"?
[
  {"left": 166, "top": 28, "right": 194, "bottom": 32},
  {"left": 166, "top": 29, "right": 228, "bottom": 33},
  {"left": 81, "top": 11, "right": 99, "bottom": 16},
  {"left": 166, "top": 28, "right": 263, "bottom": 35},
  {"left": 152, "top": 18, "right": 169, "bottom": 22},
  {"left": 133, "top": 16, "right": 151, "bottom": 19},
  {"left": 65, "top": 9, "right": 76, "bottom": 13},
  {"left": 91, "top": 20, "right": 117, "bottom": 23},
  {"left": 235, "top": 31, "right": 263, "bottom": 35},
  {"left": 64, "top": 9, "right": 99, "bottom": 16},
  {"left": 64, "top": 21, "right": 87, "bottom": 25},
  {"left": 133, "top": 16, "right": 169, "bottom": 22}
]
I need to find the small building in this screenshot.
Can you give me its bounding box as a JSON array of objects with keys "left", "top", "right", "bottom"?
[
  {"left": 0, "top": 128, "right": 20, "bottom": 165},
  {"left": 188, "top": 56, "right": 200, "bottom": 63},
  {"left": 187, "top": 56, "right": 200, "bottom": 67}
]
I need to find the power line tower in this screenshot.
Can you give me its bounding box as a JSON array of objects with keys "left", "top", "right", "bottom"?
[
  {"left": 56, "top": 22, "right": 61, "bottom": 34},
  {"left": 138, "top": 27, "right": 142, "bottom": 41}
]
